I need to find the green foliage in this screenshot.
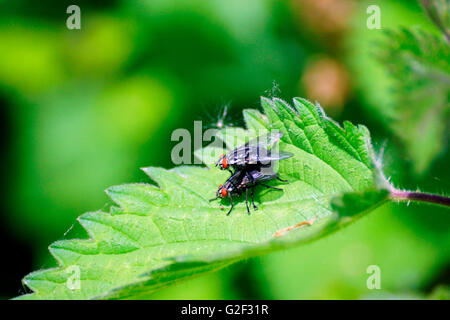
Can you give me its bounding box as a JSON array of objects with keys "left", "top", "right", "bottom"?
[
  {"left": 377, "top": 28, "right": 449, "bottom": 173},
  {"left": 428, "top": 285, "right": 450, "bottom": 300},
  {"left": 18, "top": 97, "right": 390, "bottom": 300},
  {"left": 420, "top": 0, "right": 449, "bottom": 40},
  {"left": 347, "top": 0, "right": 448, "bottom": 174}
]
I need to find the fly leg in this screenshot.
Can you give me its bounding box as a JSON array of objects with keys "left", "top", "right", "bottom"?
[
  {"left": 277, "top": 176, "right": 289, "bottom": 183},
  {"left": 251, "top": 186, "right": 258, "bottom": 210},
  {"left": 259, "top": 183, "right": 283, "bottom": 191},
  {"left": 244, "top": 171, "right": 257, "bottom": 211},
  {"left": 245, "top": 170, "right": 255, "bottom": 184},
  {"left": 245, "top": 188, "right": 250, "bottom": 214},
  {"left": 226, "top": 193, "right": 234, "bottom": 216}
]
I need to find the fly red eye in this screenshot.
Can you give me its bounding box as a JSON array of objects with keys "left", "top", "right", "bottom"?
[
  {"left": 222, "top": 157, "right": 228, "bottom": 169},
  {"left": 221, "top": 188, "right": 228, "bottom": 197}
]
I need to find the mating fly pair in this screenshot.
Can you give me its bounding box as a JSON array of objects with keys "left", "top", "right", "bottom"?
[{"left": 210, "top": 132, "right": 293, "bottom": 215}]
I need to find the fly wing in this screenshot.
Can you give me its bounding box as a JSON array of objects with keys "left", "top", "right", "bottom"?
[
  {"left": 248, "top": 168, "right": 277, "bottom": 182},
  {"left": 227, "top": 146, "right": 260, "bottom": 166},
  {"left": 246, "top": 131, "right": 283, "bottom": 150},
  {"left": 273, "top": 151, "right": 294, "bottom": 160},
  {"left": 225, "top": 131, "right": 284, "bottom": 166},
  {"left": 244, "top": 150, "right": 294, "bottom": 165}
]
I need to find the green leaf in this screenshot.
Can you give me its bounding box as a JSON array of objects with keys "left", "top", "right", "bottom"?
[
  {"left": 17, "top": 97, "right": 390, "bottom": 300},
  {"left": 377, "top": 28, "right": 450, "bottom": 173}
]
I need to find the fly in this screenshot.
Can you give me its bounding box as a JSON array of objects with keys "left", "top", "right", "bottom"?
[
  {"left": 210, "top": 166, "right": 287, "bottom": 215},
  {"left": 216, "top": 132, "right": 293, "bottom": 174}
]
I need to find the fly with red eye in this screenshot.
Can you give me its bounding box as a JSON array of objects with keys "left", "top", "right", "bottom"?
[
  {"left": 215, "top": 132, "right": 293, "bottom": 175},
  {"left": 210, "top": 166, "right": 287, "bottom": 216},
  {"left": 217, "top": 154, "right": 230, "bottom": 173}
]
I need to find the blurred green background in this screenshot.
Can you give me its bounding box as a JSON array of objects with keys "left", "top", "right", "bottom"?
[{"left": 0, "top": 0, "right": 448, "bottom": 299}]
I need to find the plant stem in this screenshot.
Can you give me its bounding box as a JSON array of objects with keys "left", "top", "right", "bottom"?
[{"left": 390, "top": 189, "right": 450, "bottom": 207}]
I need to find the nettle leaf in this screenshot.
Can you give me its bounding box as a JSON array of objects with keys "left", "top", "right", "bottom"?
[
  {"left": 377, "top": 28, "right": 450, "bottom": 173},
  {"left": 18, "top": 97, "right": 390, "bottom": 300}
]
